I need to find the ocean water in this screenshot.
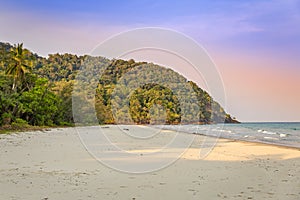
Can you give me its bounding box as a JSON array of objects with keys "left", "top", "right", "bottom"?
[{"left": 153, "top": 122, "right": 300, "bottom": 148}]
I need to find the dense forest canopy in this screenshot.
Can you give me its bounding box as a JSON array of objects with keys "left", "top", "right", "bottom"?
[{"left": 0, "top": 42, "right": 238, "bottom": 128}]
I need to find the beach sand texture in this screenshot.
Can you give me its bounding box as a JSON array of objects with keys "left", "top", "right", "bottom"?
[{"left": 0, "top": 125, "right": 299, "bottom": 200}]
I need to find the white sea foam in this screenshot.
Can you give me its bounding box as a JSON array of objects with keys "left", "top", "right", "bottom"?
[
  {"left": 258, "top": 130, "right": 277, "bottom": 135},
  {"left": 279, "top": 133, "right": 287, "bottom": 138},
  {"left": 263, "top": 136, "right": 279, "bottom": 140},
  {"left": 155, "top": 123, "right": 300, "bottom": 148}
]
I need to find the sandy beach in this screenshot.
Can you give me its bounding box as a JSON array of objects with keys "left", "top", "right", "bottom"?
[{"left": 0, "top": 125, "right": 299, "bottom": 200}]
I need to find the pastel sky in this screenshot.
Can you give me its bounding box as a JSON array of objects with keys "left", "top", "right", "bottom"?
[{"left": 1, "top": 0, "right": 299, "bottom": 122}]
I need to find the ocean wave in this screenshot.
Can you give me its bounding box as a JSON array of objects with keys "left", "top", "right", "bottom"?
[
  {"left": 257, "top": 129, "right": 277, "bottom": 135},
  {"left": 212, "top": 129, "right": 233, "bottom": 134},
  {"left": 153, "top": 123, "right": 300, "bottom": 148},
  {"left": 279, "top": 133, "right": 287, "bottom": 137},
  {"left": 263, "top": 136, "right": 279, "bottom": 140}
]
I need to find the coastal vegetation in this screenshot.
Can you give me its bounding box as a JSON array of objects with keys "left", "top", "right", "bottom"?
[{"left": 0, "top": 42, "right": 238, "bottom": 130}]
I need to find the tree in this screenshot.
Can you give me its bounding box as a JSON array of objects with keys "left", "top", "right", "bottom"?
[
  {"left": 20, "top": 78, "right": 61, "bottom": 126},
  {"left": 0, "top": 42, "right": 238, "bottom": 127},
  {"left": 5, "top": 43, "right": 33, "bottom": 91}
]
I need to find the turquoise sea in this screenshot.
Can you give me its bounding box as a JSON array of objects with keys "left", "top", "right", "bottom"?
[{"left": 154, "top": 122, "right": 300, "bottom": 148}]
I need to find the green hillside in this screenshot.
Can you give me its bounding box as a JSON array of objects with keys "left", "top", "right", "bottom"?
[{"left": 0, "top": 42, "right": 238, "bottom": 128}]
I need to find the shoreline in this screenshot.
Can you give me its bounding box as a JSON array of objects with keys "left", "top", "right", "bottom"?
[
  {"left": 152, "top": 125, "right": 300, "bottom": 150},
  {"left": 0, "top": 125, "right": 299, "bottom": 199},
  {"left": 2, "top": 123, "right": 300, "bottom": 150}
]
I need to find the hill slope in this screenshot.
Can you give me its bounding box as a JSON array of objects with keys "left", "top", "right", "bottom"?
[{"left": 0, "top": 42, "right": 238, "bottom": 126}]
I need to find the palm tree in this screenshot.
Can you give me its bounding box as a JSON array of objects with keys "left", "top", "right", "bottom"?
[{"left": 5, "top": 43, "right": 33, "bottom": 91}]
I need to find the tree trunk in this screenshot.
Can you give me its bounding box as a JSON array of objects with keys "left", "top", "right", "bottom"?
[{"left": 12, "top": 77, "right": 16, "bottom": 91}]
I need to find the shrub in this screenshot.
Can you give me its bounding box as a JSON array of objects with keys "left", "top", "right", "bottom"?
[
  {"left": 11, "top": 118, "right": 30, "bottom": 129},
  {"left": 1, "top": 113, "right": 13, "bottom": 125}
]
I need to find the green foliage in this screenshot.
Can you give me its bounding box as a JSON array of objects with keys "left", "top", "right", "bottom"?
[
  {"left": 5, "top": 43, "right": 34, "bottom": 91},
  {"left": 19, "top": 78, "right": 61, "bottom": 126},
  {"left": 34, "top": 53, "right": 84, "bottom": 81},
  {"left": 52, "top": 80, "right": 74, "bottom": 125},
  {"left": 93, "top": 60, "right": 237, "bottom": 124},
  {"left": 0, "top": 41, "right": 238, "bottom": 128},
  {"left": 1, "top": 112, "right": 13, "bottom": 125},
  {"left": 129, "top": 84, "right": 181, "bottom": 124},
  {"left": 11, "top": 118, "right": 29, "bottom": 129}
]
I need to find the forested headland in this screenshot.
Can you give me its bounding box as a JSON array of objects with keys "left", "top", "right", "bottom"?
[{"left": 0, "top": 42, "right": 238, "bottom": 130}]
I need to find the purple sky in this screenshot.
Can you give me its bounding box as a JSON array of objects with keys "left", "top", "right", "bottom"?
[{"left": 1, "top": 0, "right": 299, "bottom": 121}]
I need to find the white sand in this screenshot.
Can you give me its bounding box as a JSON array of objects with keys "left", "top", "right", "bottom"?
[{"left": 0, "top": 125, "right": 299, "bottom": 200}]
